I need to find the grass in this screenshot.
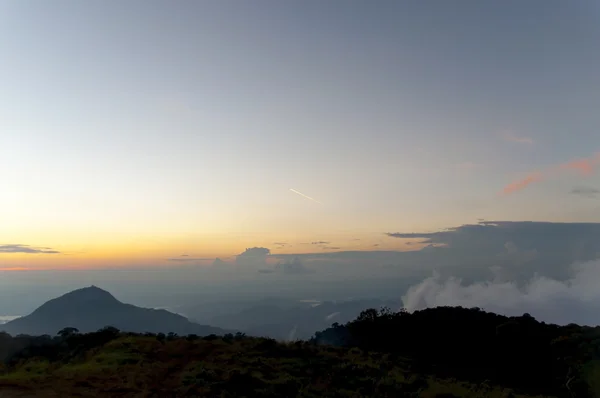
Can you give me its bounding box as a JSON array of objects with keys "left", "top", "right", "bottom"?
[{"left": 0, "top": 335, "right": 557, "bottom": 397}]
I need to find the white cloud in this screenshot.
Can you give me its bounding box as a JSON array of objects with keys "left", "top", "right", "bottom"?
[{"left": 402, "top": 259, "right": 600, "bottom": 325}]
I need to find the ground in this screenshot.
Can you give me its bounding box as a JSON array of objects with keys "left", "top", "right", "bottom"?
[{"left": 0, "top": 334, "right": 554, "bottom": 397}]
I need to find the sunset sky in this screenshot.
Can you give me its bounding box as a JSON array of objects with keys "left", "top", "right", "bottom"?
[{"left": 1, "top": 1, "right": 599, "bottom": 269}]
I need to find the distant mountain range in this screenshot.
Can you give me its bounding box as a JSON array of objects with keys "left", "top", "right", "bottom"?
[
  {"left": 0, "top": 286, "right": 229, "bottom": 337},
  {"left": 184, "top": 298, "right": 402, "bottom": 341}
]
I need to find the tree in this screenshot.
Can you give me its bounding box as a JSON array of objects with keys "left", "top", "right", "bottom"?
[
  {"left": 356, "top": 308, "right": 379, "bottom": 322},
  {"left": 57, "top": 327, "right": 79, "bottom": 338}
]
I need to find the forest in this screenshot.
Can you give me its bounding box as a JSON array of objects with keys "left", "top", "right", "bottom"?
[{"left": 0, "top": 306, "right": 598, "bottom": 397}]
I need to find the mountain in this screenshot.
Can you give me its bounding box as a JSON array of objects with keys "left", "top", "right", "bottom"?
[
  {"left": 198, "top": 298, "right": 402, "bottom": 340},
  {"left": 0, "top": 286, "right": 228, "bottom": 337}
]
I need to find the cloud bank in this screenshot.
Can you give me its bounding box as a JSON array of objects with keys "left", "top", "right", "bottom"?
[{"left": 402, "top": 259, "right": 600, "bottom": 326}]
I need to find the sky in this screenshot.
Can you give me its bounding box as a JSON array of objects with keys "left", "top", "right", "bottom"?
[{"left": 1, "top": 1, "right": 600, "bottom": 270}]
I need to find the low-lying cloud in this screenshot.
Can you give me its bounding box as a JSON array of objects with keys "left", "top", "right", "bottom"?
[
  {"left": 167, "top": 257, "right": 212, "bottom": 262},
  {"left": 402, "top": 259, "right": 600, "bottom": 326},
  {"left": 275, "top": 257, "right": 313, "bottom": 275},
  {"left": 0, "top": 244, "right": 60, "bottom": 254}
]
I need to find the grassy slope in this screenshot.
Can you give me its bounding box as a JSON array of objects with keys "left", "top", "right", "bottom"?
[{"left": 0, "top": 335, "right": 552, "bottom": 398}]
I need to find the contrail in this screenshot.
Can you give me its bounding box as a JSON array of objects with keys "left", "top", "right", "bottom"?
[{"left": 289, "top": 189, "right": 322, "bottom": 204}]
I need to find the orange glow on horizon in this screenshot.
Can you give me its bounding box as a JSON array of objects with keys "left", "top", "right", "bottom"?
[{"left": 0, "top": 267, "right": 30, "bottom": 271}]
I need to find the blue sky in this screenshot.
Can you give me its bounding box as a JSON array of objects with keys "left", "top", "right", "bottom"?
[{"left": 1, "top": 1, "right": 599, "bottom": 267}]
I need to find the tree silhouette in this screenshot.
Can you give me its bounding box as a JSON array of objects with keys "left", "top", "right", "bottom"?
[{"left": 57, "top": 327, "right": 79, "bottom": 338}]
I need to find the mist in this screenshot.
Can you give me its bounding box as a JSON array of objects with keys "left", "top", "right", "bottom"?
[{"left": 402, "top": 259, "right": 600, "bottom": 326}]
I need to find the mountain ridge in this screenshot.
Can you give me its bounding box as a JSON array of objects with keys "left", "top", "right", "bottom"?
[{"left": 1, "top": 286, "right": 230, "bottom": 337}]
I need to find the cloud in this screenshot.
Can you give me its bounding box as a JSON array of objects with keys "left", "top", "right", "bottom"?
[
  {"left": 571, "top": 186, "right": 600, "bottom": 199},
  {"left": 402, "top": 259, "right": 600, "bottom": 326},
  {"left": 228, "top": 221, "right": 600, "bottom": 284},
  {"left": 0, "top": 244, "right": 60, "bottom": 254},
  {"left": 387, "top": 220, "right": 600, "bottom": 248},
  {"left": 560, "top": 155, "right": 600, "bottom": 176},
  {"left": 501, "top": 152, "right": 600, "bottom": 195},
  {"left": 236, "top": 247, "right": 271, "bottom": 268},
  {"left": 275, "top": 257, "right": 313, "bottom": 275},
  {"left": 502, "top": 172, "right": 543, "bottom": 195},
  {"left": 387, "top": 221, "right": 600, "bottom": 281},
  {"left": 321, "top": 246, "right": 341, "bottom": 250},
  {"left": 312, "top": 241, "right": 330, "bottom": 245},
  {"left": 325, "top": 312, "right": 341, "bottom": 321},
  {"left": 212, "top": 258, "right": 229, "bottom": 267},
  {"left": 501, "top": 132, "right": 534, "bottom": 144}
]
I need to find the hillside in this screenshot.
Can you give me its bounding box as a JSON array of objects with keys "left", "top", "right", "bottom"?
[
  {"left": 0, "top": 331, "right": 553, "bottom": 398},
  {"left": 312, "top": 306, "right": 600, "bottom": 397},
  {"left": 0, "top": 306, "right": 599, "bottom": 397},
  {"left": 0, "top": 286, "right": 228, "bottom": 337}
]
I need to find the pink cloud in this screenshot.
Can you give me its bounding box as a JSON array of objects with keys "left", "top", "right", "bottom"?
[
  {"left": 502, "top": 152, "right": 600, "bottom": 195},
  {"left": 559, "top": 154, "right": 600, "bottom": 176},
  {"left": 502, "top": 172, "right": 544, "bottom": 195}
]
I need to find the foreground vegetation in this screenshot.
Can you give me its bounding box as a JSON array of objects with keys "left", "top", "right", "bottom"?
[{"left": 1, "top": 306, "right": 599, "bottom": 397}]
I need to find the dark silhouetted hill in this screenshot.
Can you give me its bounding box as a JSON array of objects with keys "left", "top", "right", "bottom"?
[
  {"left": 312, "top": 306, "right": 600, "bottom": 397},
  {"left": 0, "top": 286, "right": 228, "bottom": 337}
]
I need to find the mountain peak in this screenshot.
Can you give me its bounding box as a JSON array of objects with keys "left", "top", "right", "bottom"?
[
  {"left": 1, "top": 286, "right": 229, "bottom": 336},
  {"left": 61, "top": 285, "right": 119, "bottom": 302}
]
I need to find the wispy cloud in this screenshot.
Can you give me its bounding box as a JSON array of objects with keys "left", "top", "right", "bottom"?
[
  {"left": 501, "top": 152, "right": 600, "bottom": 195},
  {"left": 312, "top": 241, "right": 330, "bottom": 245},
  {"left": 0, "top": 244, "right": 60, "bottom": 254},
  {"left": 501, "top": 131, "right": 534, "bottom": 144},
  {"left": 571, "top": 186, "right": 600, "bottom": 199},
  {"left": 560, "top": 156, "right": 600, "bottom": 176},
  {"left": 502, "top": 172, "right": 543, "bottom": 195}
]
